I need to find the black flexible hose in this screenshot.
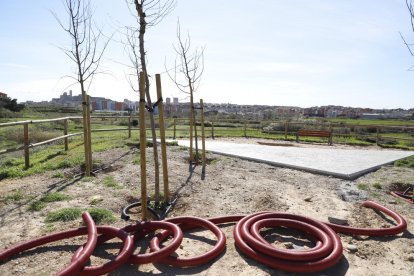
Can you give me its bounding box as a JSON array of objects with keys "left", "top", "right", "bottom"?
[{"left": 121, "top": 201, "right": 160, "bottom": 221}]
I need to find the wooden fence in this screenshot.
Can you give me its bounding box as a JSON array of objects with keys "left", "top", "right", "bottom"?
[
  {"left": 0, "top": 116, "right": 136, "bottom": 169},
  {"left": 168, "top": 118, "right": 414, "bottom": 146},
  {"left": 2, "top": 116, "right": 414, "bottom": 169}
]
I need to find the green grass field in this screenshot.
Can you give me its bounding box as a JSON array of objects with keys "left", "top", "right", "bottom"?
[
  {"left": 1, "top": 113, "right": 413, "bottom": 180},
  {"left": 0, "top": 126, "right": 135, "bottom": 180},
  {"left": 327, "top": 118, "right": 414, "bottom": 127}
]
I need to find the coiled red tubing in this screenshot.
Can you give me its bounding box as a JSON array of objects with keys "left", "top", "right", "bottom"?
[{"left": 0, "top": 201, "right": 407, "bottom": 274}]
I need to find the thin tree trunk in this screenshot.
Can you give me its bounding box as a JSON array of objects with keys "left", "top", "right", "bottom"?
[
  {"left": 80, "top": 87, "right": 91, "bottom": 176},
  {"left": 136, "top": 1, "right": 160, "bottom": 203},
  {"left": 71, "top": 9, "right": 92, "bottom": 177}
]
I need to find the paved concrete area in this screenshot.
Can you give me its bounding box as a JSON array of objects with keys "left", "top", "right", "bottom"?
[{"left": 174, "top": 140, "right": 414, "bottom": 179}]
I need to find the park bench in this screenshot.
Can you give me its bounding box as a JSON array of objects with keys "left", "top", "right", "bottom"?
[{"left": 296, "top": 130, "right": 332, "bottom": 145}]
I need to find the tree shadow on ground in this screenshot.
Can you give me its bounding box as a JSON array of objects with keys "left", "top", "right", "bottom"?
[
  {"left": 108, "top": 228, "right": 227, "bottom": 275},
  {"left": 234, "top": 245, "right": 349, "bottom": 276},
  {"left": 0, "top": 176, "right": 81, "bottom": 225},
  {"left": 38, "top": 151, "right": 65, "bottom": 164},
  {"left": 0, "top": 244, "right": 81, "bottom": 264}
]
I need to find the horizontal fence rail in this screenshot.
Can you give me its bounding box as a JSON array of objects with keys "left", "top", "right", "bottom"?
[{"left": 0, "top": 116, "right": 137, "bottom": 168}]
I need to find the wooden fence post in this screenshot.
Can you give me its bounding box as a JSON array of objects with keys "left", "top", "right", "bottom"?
[
  {"left": 156, "top": 74, "right": 169, "bottom": 203},
  {"left": 64, "top": 119, "right": 68, "bottom": 151},
  {"left": 24, "top": 123, "right": 30, "bottom": 169},
  {"left": 259, "top": 121, "right": 262, "bottom": 136},
  {"left": 200, "top": 99, "right": 206, "bottom": 174},
  {"left": 376, "top": 127, "right": 380, "bottom": 145},
  {"left": 244, "top": 120, "right": 247, "bottom": 137},
  {"left": 139, "top": 72, "right": 147, "bottom": 221},
  {"left": 128, "top": 114, "right": 132, "bottom": 138},
  {"left": 285, "top": 121, "right": 288, "bottom": 140},
  {"left": 329, "top": 123, "right": 333, "bottom": 145},
  {"left": 211, "top": 120, "right": 215, "bottom": 139},
  {"left": 173, "top": 118, "right": 176, "bottom": 139}
]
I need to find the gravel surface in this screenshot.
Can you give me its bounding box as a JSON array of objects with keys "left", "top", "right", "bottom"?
[{"left": 0, "top": 138, "right": 413, "bottom": 275}]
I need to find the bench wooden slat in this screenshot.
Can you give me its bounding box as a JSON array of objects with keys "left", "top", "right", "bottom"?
[
  {"left": 298, "top": 131, "right": 331, "bottom": 137},
  {"left": 296, "top": 130, "right": 332, "bottom": 144}
]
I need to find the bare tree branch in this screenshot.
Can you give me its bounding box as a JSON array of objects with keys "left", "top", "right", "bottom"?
[
  {"left": 166, "top": 20, "right": 205, "bottom": 98},
  {"left": 401, "top": 0, "right": 414, "bottom": 72},
  {"left": 54, "top": 0, "right": 112, "bottom": 90}
]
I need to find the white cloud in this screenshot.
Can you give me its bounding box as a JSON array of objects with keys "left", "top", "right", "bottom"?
[
  {"left": 0, "top": 63, "right": 30, "bottom": 69},
  {"left": 3, "top": 78, "right": 67, "bottom": 101}
]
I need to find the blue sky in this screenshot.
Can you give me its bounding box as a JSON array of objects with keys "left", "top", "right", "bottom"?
[{"left": 1, "top": 0, "right": 414, "bottom": 109}]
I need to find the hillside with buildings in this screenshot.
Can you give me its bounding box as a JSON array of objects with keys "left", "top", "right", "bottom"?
[{"left": 3, "top": 90, "right": 414, "bottom": 120}]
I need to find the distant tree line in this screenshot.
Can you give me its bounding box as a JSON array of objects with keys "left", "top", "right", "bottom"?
[{"left": 0, "top": 96, "right": 25, "bottom": 112}]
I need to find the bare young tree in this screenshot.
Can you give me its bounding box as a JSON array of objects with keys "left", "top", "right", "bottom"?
[
  {"left": 166, "top": 21, "right": 205, "bottom": 164},
  {"left": 53, "top": 0, "right": 110, "bottom": 176},
  {"left": 402, "top": 0, "right": 414, "bottom": 70},
  {"left": 126, "top": 0, "right": 176, "bottom": 204},
  {"left": 402, "top": 0, "right": 414, "bottom": 202}
]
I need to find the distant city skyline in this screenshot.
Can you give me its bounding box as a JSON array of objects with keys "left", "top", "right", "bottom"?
[
  {"left": 22, "top": 88, "right": 413, "bottom": 121},
  {"left": 22, "top": 89, "right": 414, "bottom": 113},
  {"left": 2, "top": 1, "right": 414, "bottom": 109}
]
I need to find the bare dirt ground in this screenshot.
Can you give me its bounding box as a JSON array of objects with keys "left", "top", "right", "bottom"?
[{"left": 0, "top": 138, "right": 413, "bottom": 275}]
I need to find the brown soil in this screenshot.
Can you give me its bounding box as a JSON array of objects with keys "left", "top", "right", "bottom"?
[{"left": 0, "top": 138, "right": 413, "bottom": 275}]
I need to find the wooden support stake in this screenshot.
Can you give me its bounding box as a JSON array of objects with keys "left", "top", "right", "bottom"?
[
  {"left": 156, "top": 74, "right": 169, "bottom": 203},
  {"left": 24, "top": 123, "right": 30, "bottom": 169},
  {"left": 173, "top": 118, "right": 176, "bottom": 140},
  {"left": 212, "top": 120, "right": 215, "bottom": 139},
  {"left": 200, "top": 99, "right": 206, "bottom": 174},
  {"left": 139, "top": 72, "right": 147, "bottom": 221},
  {"left": 244, "top": 120, "right": 247, "bottom": 137},
  {"left": 82, "top": 95, "right": 91, "bottom": 176},
  {"left": 64, "top": 119, "right": 68, "bottom": 151},
  {"left": 128, "top": 114, "right": 131, "bottom": 138},
  {"left": 189, "top": 113, "right": 194, "bottom": 163},
  {"left": 194, "top": 114, "right": 199, "bottom": 163}
]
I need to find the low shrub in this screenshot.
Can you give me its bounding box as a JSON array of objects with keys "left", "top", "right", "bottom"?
[
  {"left": 29, "top": 192, "right": 72, "bottom": 211},
  {"left": 87, "top": 208, "right": 116, "bottom": 224},
  {"left": 1, "top": 189, "right": 25, "bottom": 203},
  {"left": 45, "top": 208, "right": 82, "bottom": 222}
]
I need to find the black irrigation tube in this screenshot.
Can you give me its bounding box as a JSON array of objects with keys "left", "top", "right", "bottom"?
[
  {"left": 120, "top": 196, "right": 179, "bottom": 221},
  {"left": 121, "top": 201, "right": 160, "bottom": 221}
]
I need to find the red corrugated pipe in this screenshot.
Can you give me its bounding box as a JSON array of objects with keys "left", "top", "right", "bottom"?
[
  {"left": 151, "top": 216, "right": 227, "bottom": 267},
  {"left": 325, "top": 201, "right": 407, "bottom": 236},
  {"left": 233, "top": 212, "right": 343, "bottom": 273},
  {"left": 0, "top": 212, "right": 97, "bottom": 276},
  {"left": 71, "top": 226, "right": 134, "bottom": 276},
  {"left": 0, "top": 201, "right": 408, "bottom": 274}
]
